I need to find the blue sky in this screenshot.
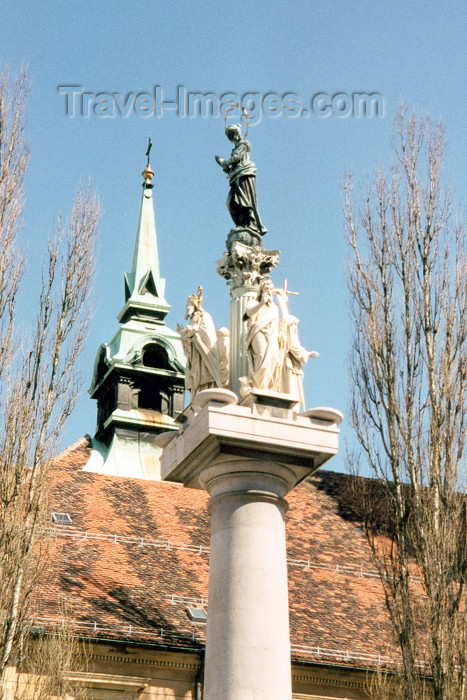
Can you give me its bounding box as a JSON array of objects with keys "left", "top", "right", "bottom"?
[{"left": 1, "top": 1, "right": 466, "bottom": 472}]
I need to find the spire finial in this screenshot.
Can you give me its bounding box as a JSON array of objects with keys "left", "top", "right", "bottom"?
[
  {"left": 142, "top": 137, "right": 154, "bottom": 183},
  {"left": 146, "top": 137, "right": 152, "bottom": 166}
]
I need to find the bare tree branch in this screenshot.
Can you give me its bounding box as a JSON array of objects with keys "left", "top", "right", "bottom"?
[
  {"left": 345, "top": 106, "right": 467, "bottom": 699},
  {"left": 0, "top": 67, "right": 101, "bottom": 693}
]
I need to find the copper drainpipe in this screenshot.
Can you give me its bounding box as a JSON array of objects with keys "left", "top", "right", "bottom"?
[{"left": 195, "top": 650, "right": 204, "bottom": 700}]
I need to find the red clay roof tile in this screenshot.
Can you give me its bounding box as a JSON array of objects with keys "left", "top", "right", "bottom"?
[{"left": 37, "top": 436, "right": 400, "bottom": 668}]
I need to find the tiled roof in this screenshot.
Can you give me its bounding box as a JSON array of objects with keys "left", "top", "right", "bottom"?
[{"left": 38, "top": 436, "right": 399, "bottom": 670}]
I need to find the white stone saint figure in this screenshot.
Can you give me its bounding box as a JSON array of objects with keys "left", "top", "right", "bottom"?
[
  {"left": 276, "top": 288, "right": 318, "bottom": 410},
  {"left": 178, "top": 288, "right": 229, "bottom": 399},
  {"left": 243, "top": 280, "right": 280, "bottom": 390},
  {"left": 216, "top": 326, "right": 230, "bottom": 388}
]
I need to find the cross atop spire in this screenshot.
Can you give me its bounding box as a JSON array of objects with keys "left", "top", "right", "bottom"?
[{"left": 146, "top": 136, "right": 152, "bottom": 166}]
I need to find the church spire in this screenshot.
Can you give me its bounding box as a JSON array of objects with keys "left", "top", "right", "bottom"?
[
  {"left": 118, "top": 158, "right": 170, "bottom": 324},
  {"left": 87, "top": 148, "right": 185, "bottom": 478}
]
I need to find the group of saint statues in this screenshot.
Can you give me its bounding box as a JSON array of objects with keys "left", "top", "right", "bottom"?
[
  {"left": 178, "top": 281, "right": 318, "bottom": 411},
  {"left": 176, "top": 124, "right": 317, "bottom": 410}
]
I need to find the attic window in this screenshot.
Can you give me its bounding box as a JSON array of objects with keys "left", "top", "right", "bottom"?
[
  {"left": 51, "top": 512, "right": 72, "bottom": 525},
  {"left": 186, "top": 607, "right": 207, "bottom": 623}
]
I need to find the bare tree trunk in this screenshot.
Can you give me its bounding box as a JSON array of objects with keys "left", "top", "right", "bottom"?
[
  {"left": 0, "top": 67, "right": 101, "bottom": 691},
  {"left": 344, "top": 108, "right": 467, "bottom": 699},
  {"left": 11, "top": 610, "right": 89, "bottom": 699}
]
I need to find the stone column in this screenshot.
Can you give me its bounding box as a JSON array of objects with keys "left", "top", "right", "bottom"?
[
  {"left": 160, "top": 391, "right": 342, "bottom": 700},
  {"left": 202, "top": 462, "right": 293, "bottom": 700},
  {"left": 229, "top": 286, "right": 257, "bottom": 396}
]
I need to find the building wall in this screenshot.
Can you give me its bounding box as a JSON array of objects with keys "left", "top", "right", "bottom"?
[{"left": 3, "top": 643, "right": 378, "bottom": 699}]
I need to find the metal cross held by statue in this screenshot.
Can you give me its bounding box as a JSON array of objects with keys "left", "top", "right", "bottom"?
[{"left": 276, "top": 278, "right": 299, "bottom": 297}]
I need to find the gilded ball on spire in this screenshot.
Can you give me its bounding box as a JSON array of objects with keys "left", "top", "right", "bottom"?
[{"left": 142, "top": 164, "right": 154, "bottom": 183}]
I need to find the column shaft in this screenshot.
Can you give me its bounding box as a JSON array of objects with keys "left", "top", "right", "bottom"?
[
  {"left": 203, "top": 487, "right": 291, "bottom": 700},
  {"left": 229, "top": 287, "right": 257, "bottom": 396}
]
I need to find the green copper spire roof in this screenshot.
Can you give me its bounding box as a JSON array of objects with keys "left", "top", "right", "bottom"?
[
  {"left": 88, "top": 153, "right": 185, "bottom": 479},
  {"left": 118, "top": 164, "right": 170, "bottom": 324}
]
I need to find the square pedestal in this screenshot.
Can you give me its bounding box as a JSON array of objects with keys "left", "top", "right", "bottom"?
[{"left": 161, "top": 392, "right": 341, "bottom": 491}]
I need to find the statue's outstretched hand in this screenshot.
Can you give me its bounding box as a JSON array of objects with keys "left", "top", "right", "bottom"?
[{"left": 215, "top": 155, "right": 225, "bottom": 167}]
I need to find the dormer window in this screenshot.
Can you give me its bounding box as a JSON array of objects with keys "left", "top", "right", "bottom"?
[
  {"left": 186, "top": 607, "right": 207, "bottom": 623},
  {"left": 142, "top": 343, "right": 170, "bottom": 370},
  {"left": 51, "top": 512, "right": 72, "bottom": 525}
]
